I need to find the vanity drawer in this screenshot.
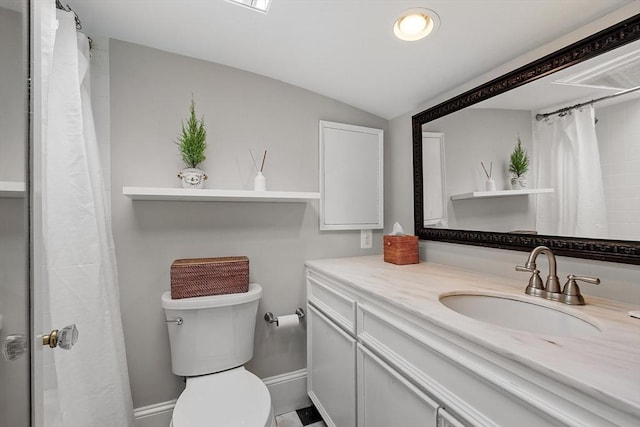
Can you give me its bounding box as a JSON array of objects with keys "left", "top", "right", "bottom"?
[
  {"left": 357, "top": 303, "right": 574, "bottom": 427},
  {"left": 307, "top": 271, "right": 357, "bottom": 336}
]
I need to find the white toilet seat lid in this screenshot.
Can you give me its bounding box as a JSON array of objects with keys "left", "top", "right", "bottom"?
[{"left": 172, "top": 367, "right": 273, "bottom": 427}]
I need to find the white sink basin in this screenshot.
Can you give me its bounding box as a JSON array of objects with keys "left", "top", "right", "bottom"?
[{"left": 439, "top": 294, "right": 600, "bottom": 337}]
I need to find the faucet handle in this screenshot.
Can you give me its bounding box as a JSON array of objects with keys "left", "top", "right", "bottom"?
[
  {"left": 568, "top": 275, "right": 600, "bottom": 285},
  {"left": 561, "top": 274, "right": 600, "bottom": 305}
]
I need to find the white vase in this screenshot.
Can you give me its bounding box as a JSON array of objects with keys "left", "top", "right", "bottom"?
[
  {"left": 253, "top": 171, "right": 266, "bottom": 191},
  {"left": 510, "top": 175, "right": 527, "bottom": 190},
  {"left": 178, "top": 168, "right": 207, "bottom": 189}
]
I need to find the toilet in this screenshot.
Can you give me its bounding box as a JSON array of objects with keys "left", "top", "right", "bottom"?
[{"left": 161, "top": 283, "right": 276, "bottom": 427}]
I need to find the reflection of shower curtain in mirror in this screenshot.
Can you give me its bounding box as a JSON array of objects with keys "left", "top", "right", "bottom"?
[
  {"left": 42, "top": 8, "right": 134, "bottom": 427},
  {"left": 533, "top": 106, "right": 608, "bottom": 238}
]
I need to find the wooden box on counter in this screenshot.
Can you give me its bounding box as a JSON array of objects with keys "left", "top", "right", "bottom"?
[{"left": 383, "top": 235, "right": 419, "bottom": 265}]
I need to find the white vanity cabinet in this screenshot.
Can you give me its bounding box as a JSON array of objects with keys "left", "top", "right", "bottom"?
[
  {"left": 356, "top": 303, "right": 555, "bottom": 426},
  {"left": 307, "top": 273, "right": 358, "bottom": 427},
  {"left": 306, "top": 259, "right": 639, "bottom": 427},
  {"left": 437, "top": 408, "right": 465, "bottom": 427},
  {"left": 307, "top": 305, "right": 357, "bottom": 427},
  {"left": 307, "top": 270, "right": 467, "bottom": 427},
  {"left": 357, "top": 344, "right": 441, "bottom": 427}
]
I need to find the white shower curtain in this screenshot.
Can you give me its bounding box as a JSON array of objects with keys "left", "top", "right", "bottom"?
[
  {"left": 533, "top": 105, "right": 608, "bottom": 238},
  {"left": 41, "top": 7, "right": 134, "bottom": 427}
]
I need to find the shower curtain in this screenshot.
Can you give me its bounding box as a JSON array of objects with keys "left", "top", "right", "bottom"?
[
  {"left": 533, "top": 105, "right": 608, "bottom": 238},
  {"left": 41, "top": 7, "right": 134, "bottom": 427}
]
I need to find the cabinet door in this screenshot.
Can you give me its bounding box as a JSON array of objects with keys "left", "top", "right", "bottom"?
[
  {"left": 307, "top": 304, "right": 357, "bottom": 427},
  {"left": 319, "top": 120, "right": 384, "bottom": 230},
  {"left": 437, "top": 407, "right": 466, "bottom": 427},
  {"left": 358, "top": 344, "right": 439, "bottom": 427}
]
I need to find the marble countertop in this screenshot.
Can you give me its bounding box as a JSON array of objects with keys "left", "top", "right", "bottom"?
[{"left": 305, "top": 256, "right": 640, "bottom": 416}]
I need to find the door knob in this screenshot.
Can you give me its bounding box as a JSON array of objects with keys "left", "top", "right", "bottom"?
[
  {"left": 3, "top": 334, "right": 27, "bottom": 361},
  {"left": 42, "top": 324, "right": 78, "bottom": 350}
]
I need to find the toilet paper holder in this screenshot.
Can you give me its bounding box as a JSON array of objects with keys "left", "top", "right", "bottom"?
[{"left": 264, "top": 308, "right": 305, "bottom": 326}]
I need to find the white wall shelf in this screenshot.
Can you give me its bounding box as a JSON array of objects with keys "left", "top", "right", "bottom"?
[
  {"left": 123, "top": 186, "right": 320, "bottom": 203},
  {"left": 451, "top": 188, "right": 553, "bottom": 201},
  {"left": 0, "top": 181, "right": 26, "bottom": 198}
]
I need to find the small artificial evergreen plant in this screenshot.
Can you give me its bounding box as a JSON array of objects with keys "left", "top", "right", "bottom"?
[
  {"left": 177, "top": 99, "right": 207, "bottom": 169},
  {"left": 508, "top": 137, "right": 529, "bottom": 177}
]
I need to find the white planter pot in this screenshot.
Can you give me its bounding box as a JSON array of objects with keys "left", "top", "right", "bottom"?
[
  {"left": 510, "top": 175, "right": 527, "bottom": 190},
  {"left": 178, "top": 168, "right": 207, "bottom": 189}
]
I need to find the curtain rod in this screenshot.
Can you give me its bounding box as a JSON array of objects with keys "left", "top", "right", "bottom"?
[
  {"left": 55, "top": 1, "right": 82, "bottom": 30},
  {"left": 55, "top": 1, "right": 92, "bottom": 49},
  {"left": 535, "top": 86, "right": 640, "bottom": 121}
]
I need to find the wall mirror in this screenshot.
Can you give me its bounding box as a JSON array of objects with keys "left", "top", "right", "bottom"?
[
  {"left": 413, "top": 14, "right": 640, "bottom": 265},
  {"left": 320, "top": 120, "right": 383, "bottom": 231}
]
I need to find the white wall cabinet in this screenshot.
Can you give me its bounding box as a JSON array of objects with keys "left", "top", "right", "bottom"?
[{"left": 319, "top": 121, "right": 383, "bottom": 230}]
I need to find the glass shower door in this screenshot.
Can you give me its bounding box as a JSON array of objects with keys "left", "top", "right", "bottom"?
[{"left": 0, "top": 0, "right": 31, "bottom": 425}]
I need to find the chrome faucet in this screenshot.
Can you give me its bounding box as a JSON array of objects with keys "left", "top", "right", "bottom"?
[
  {"left": 516, "top": 246, "right": 600, "bottom": 305},
  {"left": 516, "top": 246, "right": 561, "bottom": 300}
]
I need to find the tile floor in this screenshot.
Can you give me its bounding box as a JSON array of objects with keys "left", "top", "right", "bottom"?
[{"left": 275, "top": 405, "right": 326, "bottom": 427}]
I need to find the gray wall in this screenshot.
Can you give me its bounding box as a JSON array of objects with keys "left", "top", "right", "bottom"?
[
  {"left": 0, "top": 198, "right": 28, "bottom": 427},
  {"left": 0, "top": 6, "right": 25, "bottom": 182},
  {"left": 108, "top": 40, "right": 388, "bottom": 407}
]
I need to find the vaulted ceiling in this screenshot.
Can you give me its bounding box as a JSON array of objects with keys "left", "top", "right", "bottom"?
[{"left": 74, "top": 0, "right": 635, "bottom": 119}]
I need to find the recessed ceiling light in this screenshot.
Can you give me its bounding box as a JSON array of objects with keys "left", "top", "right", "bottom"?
[
  {"left": 226, "top": 0, "right": 271, "bottom": 14},
  {"left": 393, "top": 9, "right": 439, "bottom": 41}
]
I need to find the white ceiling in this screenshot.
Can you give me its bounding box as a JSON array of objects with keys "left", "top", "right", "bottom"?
[{"left": 72, "top": 0, "right": 635, "bottom": 119}]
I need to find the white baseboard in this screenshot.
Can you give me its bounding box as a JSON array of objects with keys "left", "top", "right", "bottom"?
[
  {"left": 133, "top": 369, "right": 310, "bottom": 426},
  {"left": 263, "top": 368, "right": 311, "bottom": 416},
  {"left": 134, "top": 400, "right": 175, "bottom": 427}
]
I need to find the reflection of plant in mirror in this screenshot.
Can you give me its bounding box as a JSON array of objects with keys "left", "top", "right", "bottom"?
[
  {"left": 177, "top": 99, "right": 207, "bottom": 169},
  {"left": 508, "top": 137, "right": 529, "bottom": 177}
]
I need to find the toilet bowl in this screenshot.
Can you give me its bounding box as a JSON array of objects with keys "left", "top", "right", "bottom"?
[
  {"left": 162, "top": 283, "right": 276, "bottom": 427},
  {"left": 170, "top": 368, "right": 275, "bottom": 427}
]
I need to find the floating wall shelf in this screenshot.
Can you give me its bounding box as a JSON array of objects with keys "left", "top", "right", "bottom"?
[
  {"left": 0, "top": 181, "right": 26, "bottom": 198},
  {"left": 451, "top": 188, "right": 554, "bottom": 201},
  {"left": 122, "top": 186, "right": 320, "bottom": 203}
]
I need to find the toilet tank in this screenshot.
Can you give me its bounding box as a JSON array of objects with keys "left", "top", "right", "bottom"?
[{"left": 161, "top": 283, "right": 262, "bottom": 376}]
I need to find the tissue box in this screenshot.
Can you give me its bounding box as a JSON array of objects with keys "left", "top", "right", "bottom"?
[
  {"left": 170, "top": 256, "right": 249, "bottom": 299},
  {"left": 383, "top": 235, "right": 419, "bottom": 265}
]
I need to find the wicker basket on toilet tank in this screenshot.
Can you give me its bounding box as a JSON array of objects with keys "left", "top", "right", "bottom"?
[{"left": 170, "top": 256, "right": 249, "bottom": 299}]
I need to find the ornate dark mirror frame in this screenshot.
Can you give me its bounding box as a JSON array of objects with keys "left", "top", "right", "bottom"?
[{"left": 412, "top": 14, "right": 640, "bottom": 265}]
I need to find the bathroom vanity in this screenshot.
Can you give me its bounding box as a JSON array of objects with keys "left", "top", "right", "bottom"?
[{"left": 305, "top": 256, "right": 640, "bottom": 427}]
